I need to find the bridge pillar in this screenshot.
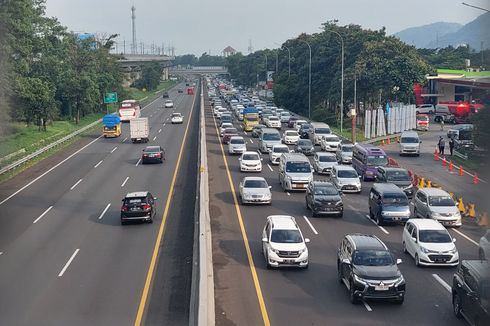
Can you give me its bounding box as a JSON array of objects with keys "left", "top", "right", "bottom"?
[{"left": 161, "top": 67, "right": 169, "bottom": 81}]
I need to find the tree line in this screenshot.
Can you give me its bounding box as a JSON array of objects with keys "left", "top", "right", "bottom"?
[{"left": 1, "top": 0, "right": 125, "bottom": 131}]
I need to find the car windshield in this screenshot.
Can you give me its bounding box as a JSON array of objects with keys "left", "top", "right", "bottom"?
[
  {"left": 124, "top": 197, "right": 147, "bottom": 205},
  {"left": 230, "top": 138, "right": 245, "bottom": 144},
  {"left": 263, "top": 133, "right": 280, "bottom": 141},
  {"left": 242, "top": 154, "right": 259, "bottom": 160},
  {"left": 224, "top": 128, "right": 238, "bottom": 134},
  {"left": 298, "top": 140, "right": 312, "bottom": 147},
  {"left": 419, "top": 230, "right": 452, "bottom": 243},
  {"left": 342, "top": 145, "right": 353, "bottom": 152},
  {"left": 144, "top": 147, "right": 160, "bottom": 152},
  {"left": 285, "top": 131, "right": 298, "bottom": 136},
  {"left": 172, "top": 113, "right": 181, "bottom": 117},
  {"left": 319, "top": 155, "right": 336, "bottom": 162},
  {"left": 367, "top": 155, "right": 388, "bottom": 166},
  {"left": 417, "top": 116, "right": 429, "bottom": 122},
  {"left": 353, "top": 250, "right": 394, "bottom": 266},
  {"left": 244, "top": 180, "right": 268, "bottom": 188},
  {"left": 382, "top": 194, "right": 408, "bottom": 206},
  {"left": 286, "top": 162, "right": 311, "bottom": 173},
  {"left": 269, "top": 117, "right": 279, "bottom": 121},
  {"left": 324, "top": 136, "right": 339, "bottom": 142},
  {"left": 314, "top": 186, "right": 338, "bottom": 196},
  {"left": 270, "top": 229, "right": 303, "bottom": 243},
  {"left": 401, "top": 137, "right": 419, "bottom": 143},
  {"left": 386, "top": 170, "right": 410, "bottom": 182},
  {"left": 338, "top": 170, "right": 358, "bottom": 178},
  {"left": 315, "top": 127, "right": 330, "bottom": 134},
  {"left": 273, "top": 147, "right": 289, "bottom": 153},
  {"left": 429, "top": 196, "right": 455, "bottom": 206},
  {"left": 300, "top": 124, "right": 312, "bottom": 130},
  {"left": 246, "top": 116, "right": 258, "bottom": 121},
  {"left": 222, "top": 124, "right": 232, "bottom": 129}
]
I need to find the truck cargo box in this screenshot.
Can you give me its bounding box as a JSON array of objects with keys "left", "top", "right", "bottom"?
[{"left": 130, "top": 117, "right": 149, "bottom": 143}]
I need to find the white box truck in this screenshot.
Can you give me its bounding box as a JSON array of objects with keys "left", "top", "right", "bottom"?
[{"left": 130, "top": 117, "right": 149, "bottom": 143}]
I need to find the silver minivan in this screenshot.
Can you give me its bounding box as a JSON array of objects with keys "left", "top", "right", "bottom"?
[
  {"left": 259, "top": 128, "right": 282, "bottom": 153},
  {"left": 309, "top": 122, "right": 331, "bottom": 145},
  {"left": 399, "top": 131, "right": 421, "bottom": 156},
  {"left": 279, "top": 153, "right": 313, "bottom": 191},
  {"left": 413, "top": 188, "right": 462, "bottom": 227}
]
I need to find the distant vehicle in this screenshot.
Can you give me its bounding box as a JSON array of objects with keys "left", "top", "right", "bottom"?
[
  {"left": 447, "top": 125, "right": 474, "bottom": 150},
  {"left": 416, "top": 114, "right": 429, "bottom": 131},
  {"left": 171, "top": 112, "right": 184, "bottom": 124},
  {"left": 266, "top": 116, "right": 281, "bottom": 129},
  {"left": 282, "top": 130, "right": 300, "bottom": 145},
  {"left": 259, "top": 128, "right": 282, "bottom": 153},
  {"left": 336, "top": 143, "right": 353, "bottom": 164},
  {"left": 280, "top": 111, "right": 291, "bottom": 123},
  {"left": 262, "top": 215, "right": 310, "bottom": 269},
  {"left": 251, "top": 124, "right": 266, "bottom": 138},
  {"left": 375, "top": 167, "right": 414, "bottom": 199},
  {"left": 141, "top": 146, "right": 165, "bottom": 164},
  {"left": 352, "top": 144, "right": 388, "bottom": 181},
  {"left": 178, "top": 88, "right": 183, "bottom": 93},
  {"left": 102, "top": 114, "right": 121, "bottom": 138},
  {"left": 287, "top": 116, "right": 299, "bottom": 128},
  {"left": 452, "top": 260, "right": 490, "bottom": 325},
  {"left": 187, "top": 87, "right": 194, "bottom": 95},
  {"left": 413, "top": 188, "right": 462, "bottom": 227},
  {"left": 220, "top": 122, "right": 234, "bottom": 136},
  {"left": 162, "top": 91, "right": 169, "bottom": 98},
  {"left": 130, "top": 117, "right": 149, "bottom": 143},
  {"left": 243, "top": 107, "right": 259, "bottom": 132},
  {"left": 320, "top": 134, "right": 341, "bottom": 152},
  {"left": 434, "top": 105, "right": 455, "bottom": 123},
  {"left": 403, "top": 219, "right": 459, "bottom": 267},
  {"left": 120, "top": 191, "right": 157, "bottom": 225},
  {"left": 165, "top": 100, "right": 174, "bottom": 108},
  {"left": 337, "top": 234, "right": 405, "bottom": 304},
  {"left": 439, "top": 101, "right": 485, "bottom": 124},
  {"left": 220, "top": 114, "right": 232, "bottom": 125},
  {"left": 312, "top": 152, "right": 338, "bottom": 175},
  {"left": 294, "top": 120, "right": 308, "bottom": 131},
  {"left": 305, "top": 181, "right": 343, "bottom": 217},
  {"left": 222, "top": 127, "right": 239, "bottom": 144},
  {"left": 228, "top": 136, "right": 247, "bottom": 154},
  {"left": 295, "top": 139, "right": 315, "bottom": 156},
  {"left": 239, "top": 177, "right": 272, "bottom": 205},
  {"left": 368, "top": 183, "right": 410, "bottom": 225},
  {"left": 399, "top": 131, "right": 421, "bottom": 156},
  {"left": 415, "top": 104, "right": 435, "bottom": 114},
  {"left": 118, "top": 100, "right": 141, "bottom": 122},
  {"left": 331, "top": 165, "right": 361, "bottom": 193},
  {"left": 239, "top": 151, "right": 262, "bottom": 172},
  {"left": 269, "top": 144, "right": 289, "bottom": 165},
  {"left": 278, "top": 153, "right": 313, "bottom": 191},
  {"left": 298, "top": 123, "right": 312, "bottom": 139},
  {"left": 309, "top": 122, "right": 331, "bottom": 145},
  {"left": 479, "top": 229, "right": 490, "bottom": 260}
]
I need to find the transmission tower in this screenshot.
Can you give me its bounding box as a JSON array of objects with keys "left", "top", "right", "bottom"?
[
  {"left": 131, "top": 5, "right": 137, "bottom": 54},
  {"left": 248, "top": 39, "right": 253, "bottom": 54}
]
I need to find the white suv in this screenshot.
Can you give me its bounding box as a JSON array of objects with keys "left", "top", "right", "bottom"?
[
  {"left": 262, "top": 215, "right": 310, "bottom": 269},
  {"left": 269, "top": 144, "right": 289, "bottom": 165},
  {"left": 402, "top": 219, "right": 459, "bottom": 267},
  {"left": 416, "top": 104, "right": 435, "bottom": 114}
]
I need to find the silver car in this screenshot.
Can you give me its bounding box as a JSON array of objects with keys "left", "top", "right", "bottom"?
[
  {"left": 239, "top": 177, "right": 272, "bottom": 205},
  {"left": 479, "top": 229, "right": 490, "bottom": 260},
  {"left": 336, "top": 143, "right": 353, "bottom": 164},
  {"left": 331, "top": 165, "right": 361, "bottom": 193},
  {"left": 313, "top": 152, "right": 338, "bottom": 175},
  {"left": 413, "top": 188, "right": 462, "bottom": 227},
  {"left": 228, "top": 136, "right": 247, "bottom": 154}
]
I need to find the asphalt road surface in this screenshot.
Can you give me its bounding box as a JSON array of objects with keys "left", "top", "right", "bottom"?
[
  {"left": 0, "top": 83, "right": 199, "bottom": 326},
  {"left": 205, "top": 91, "right": 482, "bottom": 326}
]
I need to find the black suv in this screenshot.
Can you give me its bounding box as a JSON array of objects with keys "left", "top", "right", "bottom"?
[
  {"left": 305, "top": 181, "right": 343, "bottom": 217},
  {"left": 337, "top": 234, "right": 405, "bottom": 304},
  {"left": 162, "top": 91, "right": 169, "bottom": 98},
  {"left": 375, "top": 167, "right": 414, "bottom": 199},
  {"left": 452, "top": 260, "right": 490, "bottom": 325},
  {"left": 120, "top": 192, "right": 157, "bottom": 225}
]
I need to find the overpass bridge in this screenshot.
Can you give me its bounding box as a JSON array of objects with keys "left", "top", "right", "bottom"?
[
  {"left": 170, "top": 66, "right": 229, "bottom": 75},
  {"left": 116, "top": 54, "right": 175, "bottom": 87}
]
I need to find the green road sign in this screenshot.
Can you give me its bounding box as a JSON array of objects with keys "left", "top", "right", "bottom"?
[{"left": 104, "top": 92, "right": 118, "bottom": 104}]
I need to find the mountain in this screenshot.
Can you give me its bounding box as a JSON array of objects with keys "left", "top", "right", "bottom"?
[
  {"left": 394, "top": 22, "right": 462, "bottom": 48},
  {"left": 425, "top": 12, "right": 490, "bottom": 50}
]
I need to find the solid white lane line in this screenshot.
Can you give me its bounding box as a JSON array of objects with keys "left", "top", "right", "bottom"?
[
  {"left": 303, "top": 216, "right": 319, "bottom": 235},
  {"left": 364, "top": 214, "right": 390, "bottom": 235},
  {"left": 452, "top": 229, "right": 479, "bottom": 246},
  {"left": 121, "top": 177, "right": 129, "bottom": 187},
  {"left": 70, "top": 179, "right": 83, "bottom": 190},
  {"left": 163, "top": 123, "right": 166, "bottom": 126},
  {"left": 243, "top": 131, "right": 248, "bottom": 135},
  {"left": 94, "top": 160, "right": 103, "bottom": 168},
  {"left": 135, "top": 158, "right": 141, "bottom": 167},
  {"left": 153, "top": 136, "right": 157, "bottom": 141},
  {"left": 33, "top": 206, "right": 53, "bottom": 224},
  {"left": 158, "top": 129, "right": 162, "bottom": 133},
  {"left": 363, "top": 301, "right": 373, "bottom": 312},
  {"left": 110, "top": 146, "right": 118, "bottom": 153},
  {"left": 150, "top": 114, "right": 153, "bottom": 118},
  {"left": 267, "top": 164, "right": 273, "bottom": 172},
  {"left": 432, "top": 274, "right": 451, "bottom": 293},
  {"left": 98, "top": 203, "right": 111, "bottom": 220},
  {"left": 249, "top": 139, "right": 253, "bottom": 143},
  {"left": 122, "top": 137, "right": 128, "bottom": 142},
  {"left": 58, "top": 249, "right": 80, "bottom": 277},
  {"left": 0, "top": 136, "right": 102, "bottom": 206}
]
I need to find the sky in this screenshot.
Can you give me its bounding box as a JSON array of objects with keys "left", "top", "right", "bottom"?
[{"left": 45, "top": 0, "right": 487, "bottom": 56}]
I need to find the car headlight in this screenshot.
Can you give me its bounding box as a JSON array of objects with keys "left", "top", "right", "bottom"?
[
  {"left": 454, "top": 211, "right": 461, "bottom": 218},
  {"left": 448, "top": 247, "right": 458, "bottom": 254},
  {"left": 394, "top": 275, "right": 405, "bottom": 287},
  {"left": 336, "top": 200, "right": 343, "bottom": 207},
  {"left": 420, "top": 246, "right": 431, "bottom": 254},
  {"left": 299, "top": 247, "right": 307, "bottom": 254},
  {"left": 269, "top": 248, "right": 279, "bottom": 254},
  {"left": 353, "top": 274, "right": 367, "bottom": 285}
]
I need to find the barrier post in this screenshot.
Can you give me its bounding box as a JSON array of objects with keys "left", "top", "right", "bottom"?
[
  {"left": 457, "top": 198, "right": 466, "bottom": 215},
  {"left": 473, "top": 174, "right": 479, "bottom": 185},
  {"left": 434, "top": 148, "right": 439, "bottom": 161},
  {"left": 467, "top": 204, "right": 476, "bottom": 218},
  {"left": 426, "top": 180, "right": 432, "bottom": 188},
  {"left": 478, "top": 212, "right": 488, "bottom": 227},
  {"left": 418, "top": 177, "right": 425, "bottom": 188},
  {"left": 449, "top": 160, "right": 453, "bottom": 172},
  {"left": 459, "top": 165, "right": 463, "bottom": 177}
]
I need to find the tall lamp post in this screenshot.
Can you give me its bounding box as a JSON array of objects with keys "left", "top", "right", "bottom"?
[
  {"left": 326, "top": 30, "right": 344, "bottom": 133},
  {"left": 264, "top": 52, "right": 268, "bottom": 85},
  {"left": 298, "top": 39, "right": 312, "bottom": 120}
]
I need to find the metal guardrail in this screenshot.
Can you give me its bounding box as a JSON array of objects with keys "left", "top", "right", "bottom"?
[{"left": 454, "top": 149, "right": 469, "bottom": 160}]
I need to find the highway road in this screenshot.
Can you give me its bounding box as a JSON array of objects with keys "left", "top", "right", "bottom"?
[
  {"left": 205, "top": 89, "right": 483, "bottom": 325},
  {"left": 0, "top": 82, "right": 199, "bottom": 325}
]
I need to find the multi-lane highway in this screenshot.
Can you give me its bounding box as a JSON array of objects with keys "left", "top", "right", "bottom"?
[
  {"left": 205, "top": 87, "right": 484, "bottom": 325},
  {"left": 0, "top": 83, "right": 199, "bottom": 325}
]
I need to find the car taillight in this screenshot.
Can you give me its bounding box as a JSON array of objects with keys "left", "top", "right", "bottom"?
[
  {"left": 155, "top": 153, "right": 161, "bottom": 157},
  {"left": 121, "top": 205, "right": 128, "bottom": 212},
  {"left": 143, "top": 154, "right": 148, "bottom": 157},
  {"left": 142, "top": 204, "right": 151, "bottom": 210}
]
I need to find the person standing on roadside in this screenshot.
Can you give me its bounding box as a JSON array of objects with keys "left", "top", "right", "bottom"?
[
  {"left": 440, "top": 119, "right": 444, "bottom": 131},
  {"left": 438, "top": 136, "right": 446, "bottom": 155},
  {"left": 449, "top": 137, "right": 455, "bottom": 156}
]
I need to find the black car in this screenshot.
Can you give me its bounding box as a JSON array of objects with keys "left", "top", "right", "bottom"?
[
  {"left": 251, "top": 124, "right": 266, "bottom": 138},
  {"left": 305, "top": 181, "right": 343, "bottom": 217},
  {"left": 178, "top": 88, "right": 183, "bottom": 93},
  {"left": 287, "top": 116, "right": 299, "bottom": 128},
  {"left": 452, "top": 260, "right": 490, "bottom": 325},
  {"left": 120, "top": 191, "right": 157, "bottom": 224},
  {"left": 299, "top": 123, "right": 312, "bottom": 139},
  {"left": 337, "top": 234, "right": 405, "bottom": 304},
  {"left": 375, "top": 167, "right": 414, "bottom": 199},
  {"left": 162, "top": 91, "right": 169, "bottom": 98},
  {"left": 295, "top": 139, "right": 315, "bottom": 156},
  {"left": 141, "top": 146, "right": 165, "bottom": 164}
]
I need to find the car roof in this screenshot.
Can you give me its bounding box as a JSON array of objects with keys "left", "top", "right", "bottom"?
[
  {"left": 407, "top": 218, "right": 446, "bottom": 230},
  {"left": 242, "top": 151, "right": 260, "bottom": 156},
  {"left": 312, "top": 180, "right": 336, "bottom": 187},
  {"left": 268, "top": 215, "right": 298, "bottom": 230},
  {"left": 334, "top": 165, "right": 356, "bottom": 171},
  {"left": 372, "top": 183, "right": 404, "bottom": 193},
  {"left": 125, "top": 191, "right": 149, "bottom": 198},
  {"left": 243, "top": 176, "right": 267, "bottom": 182},
  {"left": 401, "top": 131, "right": 419, "bottom": 137},
  {"left": 229, "top": 136, "right": 244, "bottom": 140},
  {"left": 316, "top": 152, "right": 336, "bottom": 157},
  {"left": 347, "top": 234, "right": 387, "bottom": 250},
  {"left": 284, "top": 130, "right": 298, "bottom": 133},
  {"left": 419, "top": 188, "right": 451, "bottom": 196},
  {"left": 272, "top": 144, "right": 288, "bottom": 148},
  {"left": 378, "top": 167, "right": 408, "bottom": 173}
]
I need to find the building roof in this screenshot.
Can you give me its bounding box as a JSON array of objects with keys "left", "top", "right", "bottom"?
[{"left": 223, "top": 46, "right": 237, "bottom": 53}]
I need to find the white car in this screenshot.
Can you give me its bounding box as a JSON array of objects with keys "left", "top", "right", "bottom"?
[
  {"left": 262, "top": 215, "right": 309, "bottom": 269},
  {"left": 331, "top": 165, "right": 361, "bottom": 193},
  {"left": 239, "top": 151, "right": 262, "bottom": 172},
  {"left": 228, "top": 136, "right": 247, "bottom": 154},
  {"left": 320, "top": 134, "right": 341, "bottom": 152},
  {"left": 220, "top": 122, "right": 233, "bottom": 136},
  {"left": 280, "top": 113, "right": 291, "bottom": 123},
  {"left": 415, "top": 104, "right": 435, "bottom": 114},
  {"left": 402, "top": 219, "right": 459, "bottom": 267},
  {"left": 213, "top": 106, "right": 222, "bottom": 116},
  {"left": 269, "top": 144, "right": 289, "bottom": 165},
  {"left": 171, "top": 112, "right": 183, "bottom": 124},
  {"left": 312, "top": 152, "right": 338, "bottom": 175},
  {"left": 266, "top": 116, "right": 281, "bottom": 129},
  {"left": 239, "top": 177, "right": 272, "bottom": 205},
  {"left": 294, "top": 120, "right": 307, "bottom": 131},
  {"left": 478, "top": 229, "right": 490, "bottom": 260},
  {"left": 282, "top": 130, "right": 300, "bottom": 145},
  {"left": 216, "top": 108, "right": 229, "bottom": 119},
  {"left": 165, "top": 100, "right": 174, "bottom": 108}
]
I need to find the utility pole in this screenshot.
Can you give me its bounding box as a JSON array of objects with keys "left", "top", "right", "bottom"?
[
  {"left": 352, "top": 72, "right": 357, "bottom": 143},
  {"left": 131, "top": 5, "right": 137, "bottom": 54}
]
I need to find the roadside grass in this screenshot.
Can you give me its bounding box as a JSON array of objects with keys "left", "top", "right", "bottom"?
[
  {"left": 449, "top": 152, "right": 486, "bottom": 174},
  {"left": 126, "top": 80, "right": 176, "bottom": 100}
]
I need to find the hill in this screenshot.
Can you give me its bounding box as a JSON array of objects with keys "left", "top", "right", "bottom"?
[{"left": 394, "top": 22, "right": 462, "bottom": 48}]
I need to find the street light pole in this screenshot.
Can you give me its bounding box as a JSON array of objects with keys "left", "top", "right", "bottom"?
[
  {"left": 298, "top": 39, "right": 312, "bottom": 120},
  {"left": 326, "top": 30, "right": 344, "bottom": 133}
]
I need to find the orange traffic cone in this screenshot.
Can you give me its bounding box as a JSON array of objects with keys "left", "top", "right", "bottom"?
[
  {"left": 473, "top": 174, "right": 479, "bottom": 185},
  {"left": 449, "top": 161, "right": 453, "bottom": 172},
  {"left": 459, "top": 165, "right": 463, "bottom": 177},
  {"left": 434, "top": 148, "right": 439, "bottom": 161}
]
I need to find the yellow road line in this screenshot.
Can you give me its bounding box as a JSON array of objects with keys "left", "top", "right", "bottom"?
[
  {"left": 134, "top": 89, "right": 197, "bottom": 326},
  {"left": 210, "top": 107, "right": 271, "bottom": 326}
]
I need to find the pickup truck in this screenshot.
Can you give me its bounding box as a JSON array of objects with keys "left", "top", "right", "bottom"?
[
  {"left": 130, "top": 117, "right": 149, "bottom": 143},
  {"left": 434, "top": 105, "right": 455, "bottom": 123}
]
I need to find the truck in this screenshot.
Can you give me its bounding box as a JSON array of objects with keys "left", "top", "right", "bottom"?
[
  {"left": 130, "top": 117, "right": 149, "bottom": 143},
  {"left": 118, "top": 100, "right": 141, "bottom": 122},
  {"left": 243, "top": 107, "right": 259, "bottom": 132},
  {"left": 102, "top": 114, "right": 121, "bottom": 138}
]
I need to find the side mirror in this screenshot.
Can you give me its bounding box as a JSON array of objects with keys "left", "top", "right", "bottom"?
[
  {"left": 412, "top": 237, "right": 417, "bottom": 243},
  {"left": 260, "top": 158, "right": 263, "bottom": 161},
  {"left": 304, "top": 238, "right": 311, "bottom": 243},
  {"left": 359, "top": 176, "right": 362, "bottom": 179},
  {"left": 268, "top": 186, "right": 272, "bottom": 189},
  {"left": 262, "top": 237, "right": 268, "bottom": 243},
  {"left": 396, "top": 258, "right": 403, "bottom": 265},
  {"left": 238, "top": 157, "right": 242, "bottom": 160},
  {"left": 341, "top": 258, "right": 350, "bottom": 265},
  {"left": 453, "top": 238, "right": 456, "bottom": 243}
]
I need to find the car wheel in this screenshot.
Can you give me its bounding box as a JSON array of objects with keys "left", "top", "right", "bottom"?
[
  {"left": 266, "top": 253, "right": 272, "bottom": 270},
  {"left": 305, "top": 199, "right": 309, "bottom": 210},
  {"left": 148, "top": 218, "right": 153, "bottom": 224},
  {"left": 349, "top": 280, "right": 358, "bottom": 304},
  {"left": 479, "top": 248, "right": 485, "bottom": 260},
  {"left": 337, "top": 213, "right": 343, "bottom": 218},
  {"left": 302, "top": 263, "right": 309, "bottom": 270},
  {"left": 413, "top": 208, "right": 418, "bottom": 218},
  {"left": 376, "top": 213, "right": 384, "bottom": 226},
  {"left": 453, "top": 294, "right": 463, "bottom": 318},
  {"left": 369, "top": 208, "right": 374, "bottom": 219},
  {"left": 415, "top": 254, "right": 421, "bottom": 267}
]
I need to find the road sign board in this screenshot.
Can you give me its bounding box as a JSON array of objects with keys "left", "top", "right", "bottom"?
[{"left": 104, "top": 92, "right": 118, "bottom": 104}]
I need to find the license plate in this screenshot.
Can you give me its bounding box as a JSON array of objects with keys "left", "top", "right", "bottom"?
[
  {"left": 375, "top": 285, "right": 389, "bottom": 291},
  {"left": 284, "top": 259, "right": 295, "bottom": 264},
  {"left": 131, "top": 207, "right": 139, "bottom": 211}
]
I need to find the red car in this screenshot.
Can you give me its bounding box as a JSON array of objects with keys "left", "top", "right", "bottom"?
[{"left": 222, "top": 128, "right": 239, "bottom": 144}]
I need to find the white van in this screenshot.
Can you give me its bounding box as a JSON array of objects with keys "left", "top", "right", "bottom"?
[
  {"left": 309, "top": 122, "right": 331, "bottom": 145},
  {"left": 278, "top": 153, "right": 313, "bottom": 191},
  {"left": 399, "top": 131, "right": 421, "bottom": 156}
]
